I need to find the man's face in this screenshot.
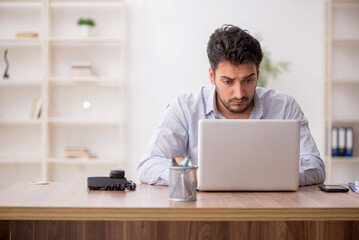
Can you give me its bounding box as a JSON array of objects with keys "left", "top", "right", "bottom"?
[{"left": 209, "top": 61, "right": 259, "bottom": 118}]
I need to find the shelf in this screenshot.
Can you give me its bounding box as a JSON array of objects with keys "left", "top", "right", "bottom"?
[
  {"left": 49, "top": 77, "right": 120, "bottom": 85},
  {"left": 0, "top": 79, "right": 42, "bottom": 86},
  {"left": 332, "top": 0, "right": 359, "bottom": 5},
  {"left": 48, "top": 118, "right": 120, "bottom": 125},
  {"left": 0, "top": 157, "right": 41, "bottom": 164},
  {"left": 331, "top": 79, "right": 359, "bottom": 85},
  {"left": 332, "top": 39, "right": 359, "bottom": 44},
  {"left": 49, "top": 0, "right": 123, "bottom": 3},
  {"left": 1, "top": 0, "right": 125, "bottom": 186},
  {"left": 0, "top": 1, "right": 42, "bottom": 5},
  {"left": 0, "top": 38, "right": 41, "bottom": 45},
  {"left": 0, "top": 0, "right": 123, "bottom": 3},
  {"left": 325, "top": 0, "right": 359, "bottom": 184},
  {"left": 49, "top": 37, "right": 121, "bottom": 43},
  {"left": 49, "top": 1, "right": 124, "bottom": 8},
  {"left": 48, "top": 157, "right": 120, "bottom": 164},
  {"left": 0, "top": 119, "right": 41, "bottom": 125},
  {"left": 331, "top": 157, "right": 359, "bottom": 163},
  {"left": 332, "top": 119, "right": 359, "bottom": 123}
]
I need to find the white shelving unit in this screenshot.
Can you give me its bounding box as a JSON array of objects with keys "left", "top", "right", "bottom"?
[
  {"left": 325, "top": 0, "right": 359, "bottom": 183},
  {"left": 0, "top": 0, "right": 125, "bottom": 189}
]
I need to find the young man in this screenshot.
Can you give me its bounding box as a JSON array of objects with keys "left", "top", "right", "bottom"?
[{"left": 137, "top": 25, "right": 326, "bottom": 186}]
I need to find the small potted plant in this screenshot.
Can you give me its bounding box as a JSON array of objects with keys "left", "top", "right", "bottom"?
[{"left": 77, "top": 18, "right": 96, "bottom": 38}]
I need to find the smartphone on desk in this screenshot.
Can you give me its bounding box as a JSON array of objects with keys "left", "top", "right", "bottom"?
[{"left": 319, "top": 185, "right": 349, "bottom": 192}]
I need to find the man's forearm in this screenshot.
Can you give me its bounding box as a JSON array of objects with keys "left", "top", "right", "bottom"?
[
  {"left": 299, "top": 155, "right": 326, "bottom": 186},
  {"left": 137, "top": 157, "right": 170, "bottom": 185},
  {"left": 299, "top": 168, "right": 326, "bottom": 186}
]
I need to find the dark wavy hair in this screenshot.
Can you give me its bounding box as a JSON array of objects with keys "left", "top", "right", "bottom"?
[{"left": 207, "top": 24, "right": 263, "bottom": 72}]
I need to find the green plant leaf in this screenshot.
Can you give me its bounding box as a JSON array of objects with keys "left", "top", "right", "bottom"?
[
  {"left": 255, "top": 34, "right": 290, "bottom": 88},
  {"left": 77, "top": 18, "right": 96, "bottom": 27},
  {"left": 258, "top": 48, "right": 290, "bottom": 88}
]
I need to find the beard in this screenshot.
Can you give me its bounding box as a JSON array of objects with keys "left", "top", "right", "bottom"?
[{"left": 216, "top": 89, "right": 254, "bottom": 114}]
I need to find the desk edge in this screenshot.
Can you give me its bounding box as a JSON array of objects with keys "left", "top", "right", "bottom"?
[{"left": 1, "top": 207, "right": 359, "bottom": 221}]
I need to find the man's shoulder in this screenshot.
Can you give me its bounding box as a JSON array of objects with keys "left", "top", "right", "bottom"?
[
  {"left": 256, "top": 87, "right": 303, "bottom": 119},
  {"left": 256, "top": 87, "right": 294, "bottom": 103},
  {"left": 176, "top": 85, "right": 214, "bottom": 105},
  {"left": 166, "top": 85, "right": 213, "bottom": 114}
]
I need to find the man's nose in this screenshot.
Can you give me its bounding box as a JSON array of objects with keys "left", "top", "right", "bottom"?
[{"left": 233, "top": 83, "right": 244, "bottom": 99}]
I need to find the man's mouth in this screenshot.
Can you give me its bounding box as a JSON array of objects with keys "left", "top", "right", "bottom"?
[{"left": 231, "top": 99, "right": 247, "bottom": 105}]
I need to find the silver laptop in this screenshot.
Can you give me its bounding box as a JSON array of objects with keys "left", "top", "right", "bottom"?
[{"left": 197, "top": 119, "right": 300, "bottom": 191}]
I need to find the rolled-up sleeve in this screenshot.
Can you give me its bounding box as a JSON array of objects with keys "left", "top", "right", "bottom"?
[{"left": 287, "top": 98, "right": 326, "bottom": 186}]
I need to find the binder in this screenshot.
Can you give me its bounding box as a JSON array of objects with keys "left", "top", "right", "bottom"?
[
  {"left": 345, "top": 127, "right": 354, "bottom": 157},
  {"left": 338, "top": 127, "right": 346, "bottom": 156},
  {"left": 332, "top": 127, "right": 339, "bottom": 157},
  {"left": 348, "top": 182, "right": 359, "bottom": 193}
]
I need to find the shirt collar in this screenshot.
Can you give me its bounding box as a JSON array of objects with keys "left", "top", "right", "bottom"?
[
  {"left": 249, "top": 89, "right": 264, "bottom": 119},
  {"left": 205, "top": 85, "right": 216, "bottom": 116},
  {"left": 205, "top": 86, "right": 264, "bottom": 119}
]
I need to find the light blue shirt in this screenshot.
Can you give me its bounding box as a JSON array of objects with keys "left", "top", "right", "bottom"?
[{"left": 137, "top": 85, "right": 326, "bottom": 186}]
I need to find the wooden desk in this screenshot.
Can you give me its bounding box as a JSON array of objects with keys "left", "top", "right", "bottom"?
[{"left": 0, "top": 182, "right": 358, "bottom": 239}]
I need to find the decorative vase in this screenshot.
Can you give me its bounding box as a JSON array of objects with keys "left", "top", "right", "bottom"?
[{"left": 79, "top": 25, "right": 91, "bottom": 38}]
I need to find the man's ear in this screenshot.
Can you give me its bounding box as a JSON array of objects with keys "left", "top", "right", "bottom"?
[
  {"left": 257, "top": 66, "right": 260, "bottom": 79},
  {"left": 209, "top": 67, "right": 215, "bottom": 85},
  {"left": 255, "top": 66, "right": 260, "bottom": 86}
]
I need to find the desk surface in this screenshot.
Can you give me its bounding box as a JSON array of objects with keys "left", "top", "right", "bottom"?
[{"left": 0, "top": 182, "right": 358, "bottom": 221}]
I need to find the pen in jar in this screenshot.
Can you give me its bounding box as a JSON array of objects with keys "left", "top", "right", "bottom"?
[{"left": 181, "top": 155, "right": 191, "bottom": 167}]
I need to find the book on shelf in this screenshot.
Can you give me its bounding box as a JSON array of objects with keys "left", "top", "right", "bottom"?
[
  {"left": 30, "top": 98, "right": 42, "bottom": 119},
  {"left": 16, "top": 32, "right": 39, "bottom": 39},
  {"left": 65, "top": 147, "right": 97, "bottom": 159},
  {"left": 70, "top": 61, "right": 96, "bottom": 78},
  {"left": 332, "top": 126, "right": 354, "bottom": 157}
]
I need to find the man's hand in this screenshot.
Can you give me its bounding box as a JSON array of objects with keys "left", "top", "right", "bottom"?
[{"left": 174, "top": 156, "right": 185, "bottom": 165}]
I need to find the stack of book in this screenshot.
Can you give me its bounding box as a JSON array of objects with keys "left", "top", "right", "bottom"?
[
  {"left": 65, "top": 147, "right": 96, "bottom": 159},
  {"left": 30, "top": 98, "right": 42, "bottom": 119},
  {"left": 70, "top": 62, "right": 96, "bottom": 78},
  {"left": 16, "top": 32, "right": 39, "bottom": 39}
]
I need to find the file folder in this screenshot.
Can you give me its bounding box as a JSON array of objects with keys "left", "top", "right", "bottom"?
[
  {"left": 345, "top": 127, "right": 354, "bottom": 157},
  {"left": 338, "top": 127, "right": 346, "bottom": 156},
  {"left": 332, "top": 127, "right": 339, "bottom": 157}
]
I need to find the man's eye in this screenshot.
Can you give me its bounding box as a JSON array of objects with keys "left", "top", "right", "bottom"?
[
  {"left": 223, "top": 81, "right": 232, "bottom": 85},
  {"left": 245, "top": 79, "right": 254, "bottom": 83}
]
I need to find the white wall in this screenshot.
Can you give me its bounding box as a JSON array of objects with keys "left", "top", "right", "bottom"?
[{"left": 124, "top": 0, "right": 325, "bottom": 180}]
